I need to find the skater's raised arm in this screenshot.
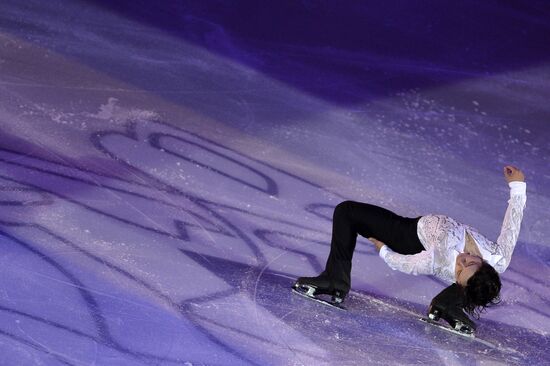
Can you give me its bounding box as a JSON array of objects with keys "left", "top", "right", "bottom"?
[
  {"left": 369, "top": 237, "right": 435, "bottom": 276},
  {"left": 492, "top": 166, "right": 527, "bottom": 272}
]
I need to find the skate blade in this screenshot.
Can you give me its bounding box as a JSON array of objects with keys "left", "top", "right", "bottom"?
[
  {"left": 419, "top": 317, "right": 475, "bottom": 338},
  {"left": 292, "top": 283, "right": 345, "bottom": 301},
  {"left": 291, "top": 287, "right": 346, "bottom": 311},
  {"left": 292, "top": 283, "right": 317, "bottom": 297}
]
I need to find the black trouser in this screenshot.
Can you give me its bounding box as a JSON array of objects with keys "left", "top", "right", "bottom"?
[{"left": 323, "top": 201, "right": 424, "bottom": 294}]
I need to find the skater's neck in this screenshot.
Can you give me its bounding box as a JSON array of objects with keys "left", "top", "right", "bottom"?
[{"left": 464, "top": 231, "right": 482, "bottom": 258}]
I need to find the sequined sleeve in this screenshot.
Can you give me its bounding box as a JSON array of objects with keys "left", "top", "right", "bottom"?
[
  {"left": 493, "top": 181, "right": 527, "bottom": 272},
  {"left": 379, "top": 245, "right": 435, "bottom": 276}
]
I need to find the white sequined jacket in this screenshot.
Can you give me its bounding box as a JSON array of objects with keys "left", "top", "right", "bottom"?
[{"left": 379, "top": 181, "right": 527, "bottom": 284}]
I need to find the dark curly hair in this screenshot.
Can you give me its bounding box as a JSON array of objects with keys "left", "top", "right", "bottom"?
[{"left": 461, "top": 261, "right": 502, "bottom": 318}]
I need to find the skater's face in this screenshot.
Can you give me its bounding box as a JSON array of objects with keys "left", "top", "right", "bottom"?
[{"left": 455, "top": 253, "right": 483, "bottom": 286}]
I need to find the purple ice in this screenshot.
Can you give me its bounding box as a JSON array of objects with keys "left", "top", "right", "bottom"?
[{"left": 1, "top": 1, "right": 549, "bottom": 365}]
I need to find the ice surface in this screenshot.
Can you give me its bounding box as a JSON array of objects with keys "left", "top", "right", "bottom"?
[{"left": 1, "top": 1, "right": 549, "bottom": 365}]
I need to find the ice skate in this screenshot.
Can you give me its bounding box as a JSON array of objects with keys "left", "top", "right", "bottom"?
[
  {"left": 420, "top": 283, "right": 476, "bottom": 337},
  {"left": 291, "top": 274, "right": 347, "bottom": 310},
  {"left": 425, "top": 303, "right": 476, "bottom": 336}
]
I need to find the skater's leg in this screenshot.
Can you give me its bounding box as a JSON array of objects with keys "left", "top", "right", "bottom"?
[
  {"left": 341, "top": 201, "right": 424, "bottom": 255},
  {"left": 322, "top": 201, "right": 358, "bottom": 295},
  {"left": 324, "top": 200, "right": 424, "bottom": 294}
]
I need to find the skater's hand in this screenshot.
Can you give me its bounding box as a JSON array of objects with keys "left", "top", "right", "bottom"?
[
  {"left": 504, "top": 165, "right": 525, "bottom": 183},
  {"left": 368, "top": 237, "right": 385, "bottom": 252}
]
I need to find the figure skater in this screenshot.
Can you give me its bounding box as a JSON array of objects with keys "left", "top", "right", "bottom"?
[{"left": 293, "top": 165, "right": 526, "bottom": 323}]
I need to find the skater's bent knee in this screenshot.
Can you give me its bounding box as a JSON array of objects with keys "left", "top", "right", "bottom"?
[{"left": 334, "top": 200, "right": 355, "bottom": 215}]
